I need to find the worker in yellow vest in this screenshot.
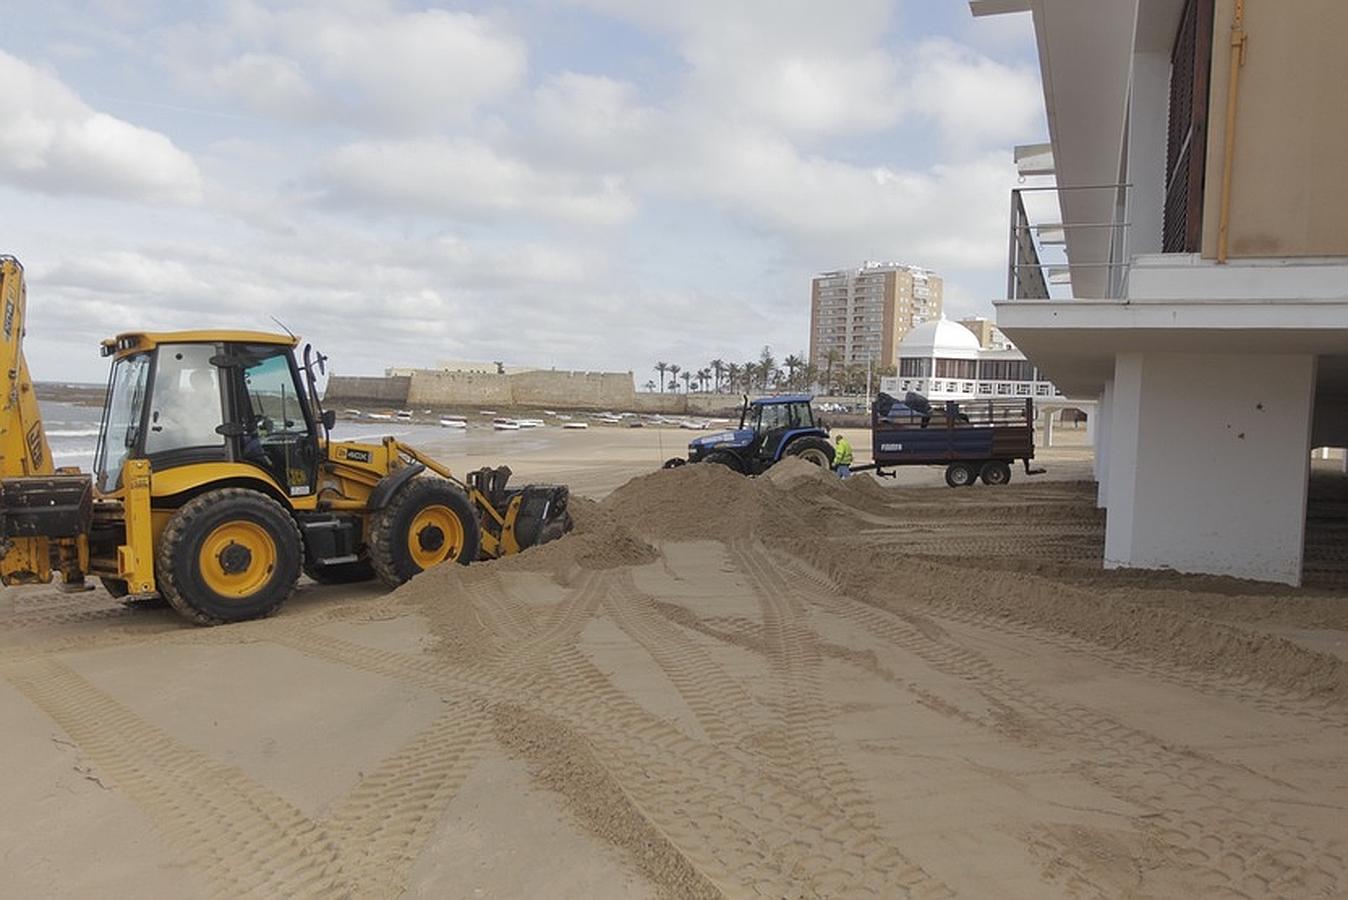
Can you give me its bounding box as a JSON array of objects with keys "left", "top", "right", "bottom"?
[{"left": 833, "top": 432, "right": 854, "bottom": 478}]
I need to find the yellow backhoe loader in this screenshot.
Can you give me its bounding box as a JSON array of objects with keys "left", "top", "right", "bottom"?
[{"left": 0, "top": 255, "right": 570, "bottom": 624}]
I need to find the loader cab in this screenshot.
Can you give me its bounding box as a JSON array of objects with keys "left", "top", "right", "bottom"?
[{"left": 94, "top": 332, "right": 320, "bottom": 499}]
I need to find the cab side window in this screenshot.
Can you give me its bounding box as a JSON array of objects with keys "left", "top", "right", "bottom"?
[{"left": 143, "top": 344, "right": 224, "bottom": 456}]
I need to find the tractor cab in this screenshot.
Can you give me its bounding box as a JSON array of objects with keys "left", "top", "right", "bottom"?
[
  {"left": 738, "top": 394, "right": 818, "bottom": 460},
  {"left": 94, "top": 331, "right": 330, "bottom": 499}
]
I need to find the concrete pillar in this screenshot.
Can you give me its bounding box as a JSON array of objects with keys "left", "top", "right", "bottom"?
[
  {"left": 1095, "top": 379, "right": 1113, "bottom": 509},
  {"left": 1104, "top": 352, "right": 1318, "bottom": 586},
  {"left": 1042, "top": 408, "right": 1056, "bottom": 448}
]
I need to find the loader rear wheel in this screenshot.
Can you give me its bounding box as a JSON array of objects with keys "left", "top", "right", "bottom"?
[
  {"left": 304, "top": 560, "right": 377, "bottom": 585},
  {"left": 369, "top": 477, "right": 481, "bottom": 587},
  {"left": 157, "top": 489, "right": 303, "bottom": 626}
]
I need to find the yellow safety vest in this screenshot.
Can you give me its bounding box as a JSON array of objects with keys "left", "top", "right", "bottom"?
[{"left": 834, "top": 436, "right": 854, "bottom": 466}]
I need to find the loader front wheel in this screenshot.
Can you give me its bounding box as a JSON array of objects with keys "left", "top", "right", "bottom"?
[
  {"left": 157, "top": 489, "right": 303, "bottom": 625},
  {"left": 369, "top": 477, "right": 481, "bottom": 587}
]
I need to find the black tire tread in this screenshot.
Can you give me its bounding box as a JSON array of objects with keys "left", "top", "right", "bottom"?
[
  {"left": 703, "top": 450, "right": 745, "bottom": 473},
  {"left": 156, "top": 488, "right": 303, "bottom": 626}
]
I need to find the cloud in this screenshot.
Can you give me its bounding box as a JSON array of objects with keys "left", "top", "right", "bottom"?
[
  {"left": 170, "top": 5, "right": 527, "bottom": 132},
  {"left": 311, "top": 138, "right": 636, "bottom": 225},
  {"left": 0, "top": 51, "right": 203, "bottom": 203},
  {"left": 209, "top": 52, "right": 318, "bottom": 119},
  {"left": 907, "top": 39, "right": 1043, "bottom": 147}
]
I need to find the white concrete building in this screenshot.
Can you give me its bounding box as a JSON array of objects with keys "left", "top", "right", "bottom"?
[{"left": 971, "top": 0, "right": 1348, "bottom": 585}]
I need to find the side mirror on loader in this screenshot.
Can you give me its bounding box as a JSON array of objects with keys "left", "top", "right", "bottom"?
[{"left": 321, "top": 409, "right": 336, "bottom": 431}]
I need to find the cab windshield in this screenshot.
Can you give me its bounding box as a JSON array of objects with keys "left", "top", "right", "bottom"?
[{"left": 94, "top": 353, "right": 150, "bottom": 492}]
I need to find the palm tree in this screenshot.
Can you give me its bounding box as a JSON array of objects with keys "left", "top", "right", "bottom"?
[
  {"left": 696, "top": 368, "right": 712, "bottom": 392},
  {"left": 680, "top": 370, "right": 692, "bottom": 392},
  {"left": 725, "top": 362, "right": 741, "bottom": 393},
  {"left": 710, "top": 358, "right": 725, "bottom": 393},
  {"left": 823, "top": 348, "right": 841, "bottom": 394},
  {"left": 758, "top": 346, "right": 776, "bottom": 390},
  {"left": 654, "top": 361, "right": 669, "bottom": 393},
  {"left": 742, "top": 362, "right": 758, "bottom": 394},
  {"left": 644, "top": 379, "right": 656, "bottom": 392},
  {"left": 802, "top": 363, "right": 820, "bottom": 391},
  {"left": 783, "top": 353, "right": 804, "bottom": 389},
  {"left": 668, "top": 364, "right": 681, "bottom": 392}
]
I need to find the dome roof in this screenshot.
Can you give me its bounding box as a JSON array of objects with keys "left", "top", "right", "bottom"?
[{"left": 898, "top": 317, "right": 982, "bottom": 358}]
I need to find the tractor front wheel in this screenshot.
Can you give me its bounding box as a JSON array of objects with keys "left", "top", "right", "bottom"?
[
  {"left": 703, "top": 450, "right": 745, "bottom": 474},
  {"left": 157, "top": 488, "right": 303, "bottom": 625},
  {"left": 369, "top": 477, "right": 482, "bottom": 587}
]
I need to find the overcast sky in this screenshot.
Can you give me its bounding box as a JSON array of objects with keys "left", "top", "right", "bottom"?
[{"left": 4, "top": 0, "right": 1044, "bottom": 383}]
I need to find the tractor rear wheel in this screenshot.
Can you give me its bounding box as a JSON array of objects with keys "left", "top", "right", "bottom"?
[
  {"left": 304, "top": 559, "right": 377, "bottom": 584},
  {"left": 785, "top": 436, "right": 835, "bottom": 468},
  {"left": 369, "top": 477, "right": 482, "bottom": 587},
  {"left": 157, "top": 488, "right": 303, "bottom": 625}
]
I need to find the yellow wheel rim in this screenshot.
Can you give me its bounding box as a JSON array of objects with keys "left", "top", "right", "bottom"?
[
  {"left": 198, "top": 521, "right": 277, "bottom": 599},
  {"left": 407, "top": 504, "right": 464, "bottom": 570}
]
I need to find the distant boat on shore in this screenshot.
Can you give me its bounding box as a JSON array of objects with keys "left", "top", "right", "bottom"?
[
  {"left": 516, "top": 418, "right": 544, "bottom": 428},
  {"left": 493, "top": 418, "right": 521, "bottom": 431},
  {"left": 367, "top": 412, "right": 392, "bottom": 421},
  {"left": 562, "top": 422, "right": 588, "bottom": 430},
  {"left": 395, "top": 410, "right": 412, "bottom": 420},
  {"left": 439, "top": 417, "right": 467, "bottom": 429}
]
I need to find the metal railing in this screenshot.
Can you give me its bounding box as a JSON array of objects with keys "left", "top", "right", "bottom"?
[{"left": 1007, "top": 183, "right": 1132, "bottom": 300}]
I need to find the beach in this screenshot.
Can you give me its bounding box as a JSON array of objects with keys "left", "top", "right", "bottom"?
[{"left": 1, "top": 429, "right": 1344, "bottom": 898}]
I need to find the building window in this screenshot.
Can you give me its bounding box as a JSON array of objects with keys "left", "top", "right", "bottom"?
[
  {"left": 899, "top": 358, "right": 931, "bottom": 377},
  {"left": 935, "top": 358, "right": 976, "bottom": 379}
]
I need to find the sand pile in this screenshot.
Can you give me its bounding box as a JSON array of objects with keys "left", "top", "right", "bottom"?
[{"left": 591, "top": 462, "right": 1348, "bottom": 707}]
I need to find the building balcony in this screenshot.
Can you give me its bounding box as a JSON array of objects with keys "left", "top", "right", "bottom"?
[{"left": 1008, "top": 183, "right": 1131, "bottom": 301}]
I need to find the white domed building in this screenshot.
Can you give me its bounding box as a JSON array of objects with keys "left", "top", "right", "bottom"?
[{"left": 881, "top": 316, "right": 1063, "bottom": 403}]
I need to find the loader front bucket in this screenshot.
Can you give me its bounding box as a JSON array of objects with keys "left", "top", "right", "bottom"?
[{"left": 466, "top": 466, "right": 572, "bottom": 554}]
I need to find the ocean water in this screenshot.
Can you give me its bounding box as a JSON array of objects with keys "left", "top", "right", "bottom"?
[
  {"left": 44, "top": 401, "right": 104, "bottom": 469},
  {"left": 33, "top": 402, "right": 560, "bottom": 475}
]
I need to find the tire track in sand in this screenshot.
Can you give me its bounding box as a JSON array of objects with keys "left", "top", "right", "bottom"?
[
  {"left": 1, "top": 658, "right": 352, "bottom": 899},
  {"left": 767, "top": 549, "right": 1345, "bottom": 899},
  {"left": 601, "top": 569, "right": 766, "bottom": 754},
  {"left": 271, "top": 582, "right": 958, "bottom": 898}
]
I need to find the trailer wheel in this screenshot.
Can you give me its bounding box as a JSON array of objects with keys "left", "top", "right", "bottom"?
[
  {"left": 944, "top": 463, "right": 977, "bottom": 488},
  {"left": 662, "top": 457, "right": 686, "bottom": 469},
  {"left": 703, "top": 450, "right": 745, "bottom": 474},
  {"left": 785, "top": 436, "right": 835, "bottom": 468},
  {"left": 369, "top": 477, "right": 482, "bottom": 587},
  {"left": 157, "top": 488, "right": 303, "bottom": 625},
  {"left": 980, "top": 461, "right": 1012, "bottom": 486}
]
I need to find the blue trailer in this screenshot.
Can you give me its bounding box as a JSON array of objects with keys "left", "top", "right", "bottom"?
[{"left": 862, "top": 392, "right": 1045, "bottom": 487}]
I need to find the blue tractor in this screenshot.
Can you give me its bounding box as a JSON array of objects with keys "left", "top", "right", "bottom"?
[{"left": 664, "top": 394, "right": 835, "bottom": 475}]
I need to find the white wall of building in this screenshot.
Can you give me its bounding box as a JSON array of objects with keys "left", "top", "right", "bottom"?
[{"left": 1103, "top": 352, "right": 1317, "bottom": 585}]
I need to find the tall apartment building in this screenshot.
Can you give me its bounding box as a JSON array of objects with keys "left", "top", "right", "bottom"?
[{"left": 809, "top": 262, "right": 943, "bottom": 369}]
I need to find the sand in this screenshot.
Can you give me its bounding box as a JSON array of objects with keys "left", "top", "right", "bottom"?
[{"left": 1, "top": 429, "right": 1345, "bottom": 898}]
